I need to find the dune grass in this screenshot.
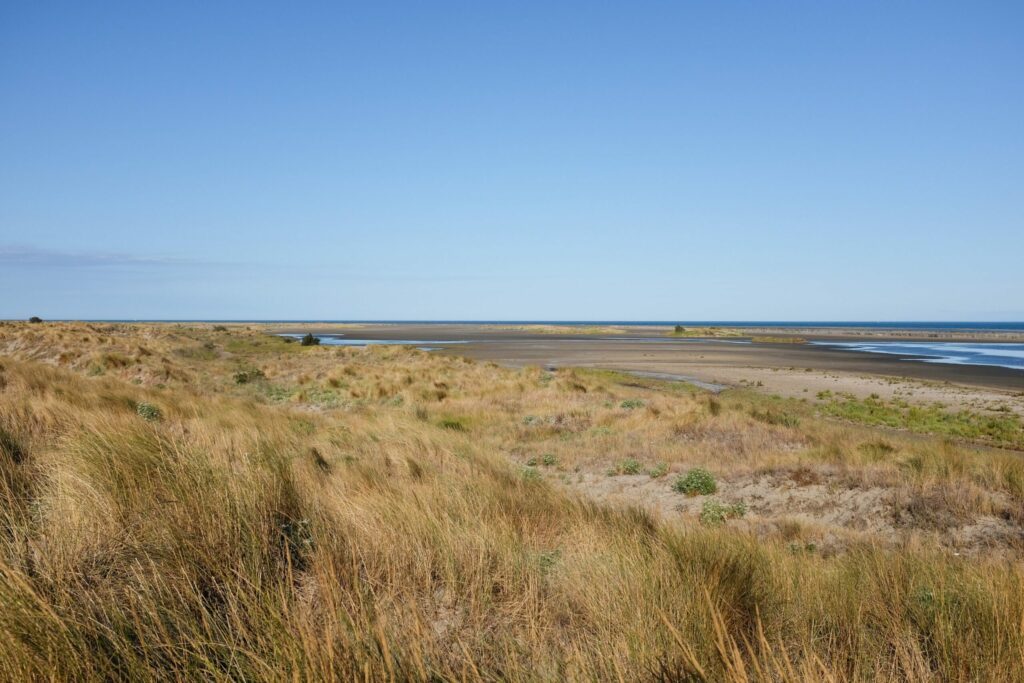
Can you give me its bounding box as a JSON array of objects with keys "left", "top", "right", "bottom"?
[{"left": 0, "top": 322, "right": 1023, "bottom": 680}]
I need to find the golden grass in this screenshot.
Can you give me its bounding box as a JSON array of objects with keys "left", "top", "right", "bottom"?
[{"left": 1, "top": 322, "right": 1023, "bottom": 680}]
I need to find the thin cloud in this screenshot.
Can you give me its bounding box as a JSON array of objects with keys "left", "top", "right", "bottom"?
[{"left": 0, "top": 244, "right": 206, "bottom": 268}]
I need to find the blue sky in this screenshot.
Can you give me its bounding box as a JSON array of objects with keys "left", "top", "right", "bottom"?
[{"left": 2, "top": 1, "right": 1022, "bottom": 320}]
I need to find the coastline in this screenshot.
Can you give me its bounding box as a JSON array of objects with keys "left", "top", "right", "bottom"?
[{"left": 264, "top": 322, "right": 1024, "bottom": 417}]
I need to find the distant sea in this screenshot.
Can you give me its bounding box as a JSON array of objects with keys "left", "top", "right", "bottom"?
[{"left": 86, "top": 320, "right": 1024, "bottom": 332}]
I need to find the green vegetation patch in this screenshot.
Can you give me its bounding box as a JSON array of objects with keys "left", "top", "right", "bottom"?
[
  {"left": 226, "top": 335, "right": 301, "bottom": 355},
  {"left": 673, "top": 468, "right": 717, "bottom": 495},
  {"left": 820, "top": 394, "right": 1024, "bottom": 449},
  {"left": 233, "top": 367, "right": 266, "bottom": 384},
  {"left": 608, "top": 458, "right": 643, "bottom": 476},
  {"left": 700, "top": 499, "right": 747, "bottom": 525},
  {"left": 647, "top": 462, "right": 669, "bottom": 478},
  {"left": 750, "top": 409, "right": 801, "bottom": 428},
  {"left": 135, "top": 402, "right": 162, "bottom": 421}
]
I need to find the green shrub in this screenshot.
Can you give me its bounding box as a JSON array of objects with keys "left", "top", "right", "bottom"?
[
  {"left": 300, "top": 333, "right": 321, "bottom": 346},
  {"left": 608, "top": 458, "right": 643, "bottom": 476},
  {"left": 648, "top": 462, "right": 669, "bottom": 478},
  {"left": 521, "top": 466, "right": 541, "bottom": 482},
  {"left": 234, "top": 368, "right": 267, "bottom": 384},
  {"left": 28, "top": 316, "right": 43, "bottom": 324},
  {"left": 699, "top": 499, "right": 747, "bottom": 525},
  {"left": 673, "top": 468, "right": 717, "bottom": 495},
  {"left": 541, "top": 453, "right": 557, "bottom": 467},
  {"left": 620, "top": 399, "right": 644, "bottom": 410},
  {"left": 136, "top": 402, "right": 162, "bottom": 421}
]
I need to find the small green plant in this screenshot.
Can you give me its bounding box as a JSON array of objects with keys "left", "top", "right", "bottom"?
[
  {"left": 673, "top": 468, "right": 717, "bottom": 495},
  {"left": 648, "top": 462, "right": 669, "bottom": 478},
  {"left": 541, "top": 453, "right": 557, "bottom": 467},
  {"left": 620, "top": 399, "right": 644, "bottom": 410},
  {"left": 538, "top": 549, "right": 561, "bottom": 573},
  {"left": 300, "top": 333, "right": 321, "bottom": 346},
  {"left": 233, "top": 368, "right": 266, "bottom": 384},
  {"left": 608, "top": 458, "right": 642, "bottom": 475},
  {"left": 439, "top": 418, "right": 467, "bottom": 432},
  {"left": 136, "top": 402, "right": 162, "bottom": 421},
  {"left": 521, "top": 466, "right": 541, "bottom": 482},
  {"left": 699, "top": 499, "right": 746, "bottom": 525}
]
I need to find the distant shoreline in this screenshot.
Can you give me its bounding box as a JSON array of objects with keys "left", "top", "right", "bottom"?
[
  {"left": 258, "top": 323, "right": 1024, "bottom": 393},
  {"left": 9, "top": 319, "right": 1024, "bottom": 333}
]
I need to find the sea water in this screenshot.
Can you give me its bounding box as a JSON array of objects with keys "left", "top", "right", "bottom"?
[{"left": 811, "top": 341, "right": 1024, "bottom": 371}]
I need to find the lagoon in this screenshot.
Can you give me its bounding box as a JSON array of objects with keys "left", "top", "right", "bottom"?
[{"left": 811, "top": 341, "right": 1024, "bottom": 371}]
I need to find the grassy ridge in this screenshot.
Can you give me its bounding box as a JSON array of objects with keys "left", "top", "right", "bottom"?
[{"left": 1, "top": 323, "right": 1023, "bottom": 680}]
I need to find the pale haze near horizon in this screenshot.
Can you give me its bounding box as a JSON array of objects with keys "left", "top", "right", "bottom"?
[{"left": 1, "top": 1, "right": 1022, "bottom": 321}]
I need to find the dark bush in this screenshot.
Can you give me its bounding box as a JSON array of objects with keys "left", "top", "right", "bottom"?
[
  {"left": 234, "top": 368, "right": 267, "bottom": 384},
  {"left": 300, "top": 333, "right": 320, "bottom": 346},
  {"left": 28, "top": 316, "right": 43, "bottom": 323}
]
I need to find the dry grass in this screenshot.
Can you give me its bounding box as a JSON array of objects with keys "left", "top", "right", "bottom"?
[{"left": 1, "top": 321, "right": 1023, "bottom": 681}]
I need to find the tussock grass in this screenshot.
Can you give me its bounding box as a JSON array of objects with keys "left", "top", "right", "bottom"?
[{"left": 0, "top": 323, "right": 1022, "bottom": 679}]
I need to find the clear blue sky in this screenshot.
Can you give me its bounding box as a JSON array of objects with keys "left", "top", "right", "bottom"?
[{"left": 2, "top": 1, "right": 1022, "bottom": 320}]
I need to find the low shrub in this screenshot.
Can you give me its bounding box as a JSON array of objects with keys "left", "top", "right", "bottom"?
[
  {"left": 700, "top": 499, "right": 747, "bottom": 525},
  {"left": 234, "top": 368, "right": 267, "bottom": 384},
  {"left": 648, "top": 462, "right": 669, "bottom": 478},
  {"left": 136, "top": 402, "right": 162, "bottom": 421},
  {"left": 673, "top": 468, "right": 717, "bottom": 495},
  {"left": 608, "top": 458, "right": 643, "bottom": 476}
]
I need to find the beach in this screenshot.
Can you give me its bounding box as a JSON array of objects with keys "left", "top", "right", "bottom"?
[{"left": 270, "top": 323, "right": 1024, "bottom": 416}]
